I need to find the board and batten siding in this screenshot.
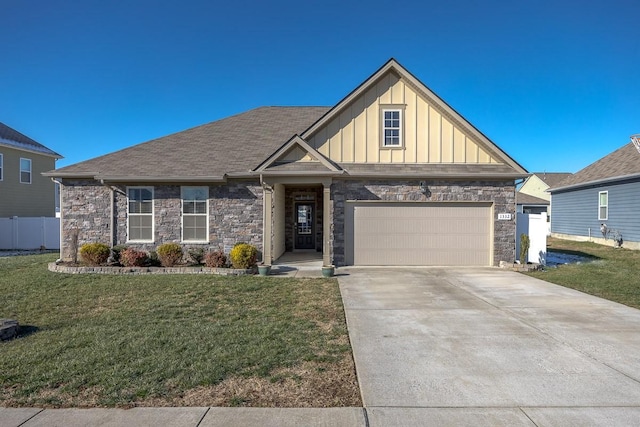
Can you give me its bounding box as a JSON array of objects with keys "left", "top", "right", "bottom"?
[
  {"left": 551, "top": 180, "right": 640, "bottom": 244},
  {"left": 307, "top": 71, "right": 499, "bottom": 165}
]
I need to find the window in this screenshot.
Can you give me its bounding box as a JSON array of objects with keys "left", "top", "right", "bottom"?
[
  {"left": 20, "top": 158, "right": 31, "bottom": 184},
  {"left": 0, "top": 153, "right": 3, "bottom": 181},
  {"left": 127, "top": 187, "right": 154, "bottom": 242},
  {"left": 598, "top": 191, "right": 608, "bottom": 220},
  {"left": 382, "top": 108, "right": 402, "bottom": 147},
  {"left": 182, "top": 186, "right": 208, "bottom": 242}
]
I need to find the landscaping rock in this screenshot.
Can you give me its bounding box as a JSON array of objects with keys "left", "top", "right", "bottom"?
[{"left": 0, "top": 319, "right": 18, "bottom": 341}]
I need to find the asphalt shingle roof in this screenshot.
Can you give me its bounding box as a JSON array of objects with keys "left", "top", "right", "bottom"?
[
  {"left": 516, "top": 193, "right": 549, "bottom": 205},
  {"left": 529, "top": 172, "right": 572, "bottom": 188},
  {"left": 51, "top": 107, "right": 330, "bottom": 179},
  {"left": 0, "top": 122, "right": 61, "bottom": 157},
  {"left": 550, "top": 142, "right": 640, "bottom": 191}
]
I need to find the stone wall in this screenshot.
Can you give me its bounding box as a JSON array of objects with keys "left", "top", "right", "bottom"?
[
  {"left": 330, "top": 179, "right": 516, "bottom": 266},
  {"left": 60, "top": 179, "right": 263, "bottom": 261},
  {"left": 61, "top": 179, "right": 112, "bottom": 260}
]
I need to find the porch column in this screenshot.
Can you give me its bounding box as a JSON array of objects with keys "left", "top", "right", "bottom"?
[
  {"left": 262, "top": 184, "right": 273, "bottom": 264},
  {"left": 322, "top": 180, "right": 331, "bottom": 266}
]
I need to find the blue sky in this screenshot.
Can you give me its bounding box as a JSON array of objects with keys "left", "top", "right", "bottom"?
[{"left": 1, "top": 0, "right": 638, "bottom": 173}]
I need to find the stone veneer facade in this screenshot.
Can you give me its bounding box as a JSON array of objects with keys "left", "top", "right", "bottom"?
[
  {"left": 60, "top": 179, "right": 263, "bottom": 261},
  {"left": 61, "top": 178, "right": 514, "bottom": 267},
  {"left": 329, "top": 179, "right": 516, "bottom": 267}
]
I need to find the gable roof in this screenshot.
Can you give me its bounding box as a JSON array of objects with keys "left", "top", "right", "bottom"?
[
  {"left": 550, "top": 142, "right": 640, "bottom": 192},
  {"left": 301, "top": 58, "right": 527, "bottom": 175},
  {"left": 527, "top": 172, "right": 572, "bottom": 188},
  {"left": 0, "top": 122, "right": 62, "bottom": 158},
  {"left": 47, "top": 107, "right": 329, "bottom": 181},
  {"left": 254, "top": 135, "right": 342, "bottom": 175},
  {"left": 47, "top": 58, "right": 527, "bottom": 182}
]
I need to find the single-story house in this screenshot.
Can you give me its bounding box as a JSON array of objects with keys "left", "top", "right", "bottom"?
[
  {"left": 0, "top": 122, "right": 62, "bottom": 217},
  {"left": 45, "top": 59, "right": 528, "bottom": 266},
  {"left": 516, "top": 172, "right": 571, "bottom": 215},
  {"left": 549, "top": 137, "right": 640, "bottom": 249}
]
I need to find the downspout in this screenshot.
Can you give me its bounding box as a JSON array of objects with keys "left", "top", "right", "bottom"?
[
  {"left": 100, "top": 180, "right": 126, "bottom": 249},
  {"left": 51, "top": 178, "right": 63, "bottom": 263}
]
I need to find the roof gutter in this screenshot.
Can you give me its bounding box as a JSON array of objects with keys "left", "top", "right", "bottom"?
[{"left": 549, "top": 172, "right": 640, "bottom": 193}]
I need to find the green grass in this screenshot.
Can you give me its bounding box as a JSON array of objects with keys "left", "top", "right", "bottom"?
[
  {"left": 526, "top": 238, "right": 640, "bottom": 309},
  {"left": 0, "top": 254, "right": 356, "bottom": 407}
]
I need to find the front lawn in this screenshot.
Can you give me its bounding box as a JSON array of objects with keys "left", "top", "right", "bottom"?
[
  {"left": 526, "top": 238, "right": 640, "bottom": 309},
  {"left": 0, "top": 254, "right": 361, "bottom": 408}
]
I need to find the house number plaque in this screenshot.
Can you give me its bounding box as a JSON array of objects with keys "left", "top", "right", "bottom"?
[{"left": 497, "top": 213, "right": 512, "bottom": 220}]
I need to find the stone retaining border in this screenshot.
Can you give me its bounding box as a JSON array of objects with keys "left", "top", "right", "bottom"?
[{"left": 48, "top": 263, "right": 256, "bottom": 276}]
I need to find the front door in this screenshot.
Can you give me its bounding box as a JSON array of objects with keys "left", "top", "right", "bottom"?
[{"left": 295, "top": 202, "right": 315, "bottom": 249}]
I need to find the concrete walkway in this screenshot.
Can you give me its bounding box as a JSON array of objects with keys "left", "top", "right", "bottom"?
[
  {"left": 339, "top": 267, "right": 640, "bottom": 426},
  {"left": 4, "top": 267, "right": 640, "bottom": 426}
]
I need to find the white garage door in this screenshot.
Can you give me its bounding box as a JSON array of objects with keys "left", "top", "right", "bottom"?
[{"left": 346, "top": 202, "right": 492, "bottom": 266}]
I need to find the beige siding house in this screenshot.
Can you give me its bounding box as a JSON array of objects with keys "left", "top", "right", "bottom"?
[
  {"left": 0, "top": 123, "right": 62, "bottom": 217},
  {"left": 46, "top": 59, "right": 528, "bottom": 266},
  {"left": 517, "top": 172, "right": 571, "bottom": 215}
]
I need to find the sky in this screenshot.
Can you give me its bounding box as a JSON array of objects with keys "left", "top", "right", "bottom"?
[{"left": 1, "top": 0, "right": 638, "bottom": 173}]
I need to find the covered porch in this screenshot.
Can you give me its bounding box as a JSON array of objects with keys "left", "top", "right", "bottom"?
[{"left": 261, "top": 177, "right": 332, "bottom": 267}]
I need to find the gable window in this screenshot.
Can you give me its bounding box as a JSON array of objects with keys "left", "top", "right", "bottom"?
[
  {"left": 381, "top": 107, "right": 403, "bottom": 147},
  {"left": 0, "top": 153, "right": 3, "bottom": 181},
  {"left": 20, "top": 158, "right": 31, "bottom": 184},
  {"left": 127, "top": 187, "right": 154, "bottom": 242},
  {"left": 598, "top": 191, "right": 608, "bottom": 220},
  {"left": 181, "top": 186, "right": 208, "bottom": 242}
]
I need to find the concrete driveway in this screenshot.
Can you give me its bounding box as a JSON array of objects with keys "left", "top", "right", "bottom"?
[{"left": 338, "top": 268, "right": 640, "bottom": 426}]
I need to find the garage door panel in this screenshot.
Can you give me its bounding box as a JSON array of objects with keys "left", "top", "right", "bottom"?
[{"left": 349, "top": 202, "right": 491, "bottom": 266}]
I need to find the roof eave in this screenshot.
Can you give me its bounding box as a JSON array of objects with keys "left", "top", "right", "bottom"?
[
  {"left": 0, "top": 141, "right": 63, "bottom": 159},
  {"left": 342, "top": 172, "right": 526, "bottom": 180},
  {"left": 549, "top": 173, "right": 640, "bottom": 193}
]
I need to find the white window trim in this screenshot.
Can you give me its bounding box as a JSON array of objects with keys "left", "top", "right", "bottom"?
[
  {"left": 127, "top": 186, "right": 154, "bottom": 243},
  {"left": 598, "top": 190, "right": 608, "bottom": 220},
  {"left": 380, "top": 106, "right": 405, "bottom": 148},
  {"left": 20, "top": 157, "right": 32, "bottom": 184},
  {"left": 181, "top": 186, "right": 209, "bottom": 243},
  {"left": 0, "top": 153, "right": 3, "bottom": 181}
]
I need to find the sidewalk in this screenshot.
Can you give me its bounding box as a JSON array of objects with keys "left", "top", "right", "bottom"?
[{"left": 1, "top": 407, "right": 366, "bottom": 427}]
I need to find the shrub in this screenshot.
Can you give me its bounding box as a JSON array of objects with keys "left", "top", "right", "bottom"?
[
  {"left": 519, "top": 233, "right": 530, "bottom": 264},
  {"left": 79, "top": 243, "right": 111, "bottom": 266},
  {"left": 156, "top": 243, "right": 183, "bottom": 267},
  {"left": 204, "top": 250, "right": 227, "bottom": 268},
  {"left": 229, "top": 243, "right": 258, "bottom": 269},
  {"left": 148, "top": 251, "right": 161, "bottom": 267},
  {"left": 188, "top": 248, "right": 205, "bottom": 265},
  {"left": 111, "top": 245, "right": 128, "bottom": 263},
  {"left": 120, "top": 247, "right": 148, "bottom": 267}
]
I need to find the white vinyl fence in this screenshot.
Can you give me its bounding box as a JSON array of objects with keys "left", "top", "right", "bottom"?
[
  {"left": 516, "top": 212, "right": 547, "bottom": 265},
  {"left": 0, "top": 217, "right": 60, "bottom": 250}
]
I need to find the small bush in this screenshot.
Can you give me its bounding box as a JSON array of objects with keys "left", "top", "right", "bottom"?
[
  {"left": 188, "top": 248, "right": 205, "bottom": 265},
  {"left": 520, "top": 233, "right": 530, "bottom": 264},
  {"left": 229, "top": 243, "right": 258, "bottom": 269},
  {"left": 148, "top": 251, "right": 161, "bottom": 267},
  {"left": 111, "top": 245, "right": 128, "bottom": 263},
  {"left": 204, "top": 250, "right": 227, "bottom": 268},
  {"left": 120, "top": 247, "right": 148, "bottom": 267},
  {"left": 79, "top": 243, "right": 111, "bottom": 266},
  {"left": 157, "top": 243, "right": 183, "bottom": 267}
]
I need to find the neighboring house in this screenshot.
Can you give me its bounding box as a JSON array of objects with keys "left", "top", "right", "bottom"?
[
  {"left": 516, "top": 172, "right": 571, "bottom": 214},
  {"left": 0, "top": 122, "right": 62, "bottom": 217},
  {"left": 516, "top": 193, "right": 549, "bottom": 215},
  {"left": 549, "top": 139, "right": 640, "bottom": 250},
  {"left": 45, "top": 59, "right": 528, "bottom": 266}
]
